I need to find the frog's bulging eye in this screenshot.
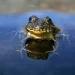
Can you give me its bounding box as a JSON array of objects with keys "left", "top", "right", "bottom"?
[
  {"left": 44, "top": 16, "right": 54, "bottom": 25},
  {"left": 29, "top": 15, "right": 38, "bottom": 23},
  {"left": 44, "top": 16, "right": 52, "bottom": 23}
]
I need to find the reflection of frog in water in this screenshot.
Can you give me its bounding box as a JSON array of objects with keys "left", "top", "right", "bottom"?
[
  {"left": 25, "top": 38, "right": 55, "bottom": 60},
  {"left": 22, "top": 15, "right": 61, "bottom": 40}
]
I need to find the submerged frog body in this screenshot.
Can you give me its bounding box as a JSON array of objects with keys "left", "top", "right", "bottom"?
[{"left": 23, "top": 15, "right": 61, "bottom": 40}]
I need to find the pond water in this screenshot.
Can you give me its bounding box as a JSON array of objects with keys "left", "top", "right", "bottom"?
[{"left": 0, "top": 10, "right": 75, "bottom": 75}]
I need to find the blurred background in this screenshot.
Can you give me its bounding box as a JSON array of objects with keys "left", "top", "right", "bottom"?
[{"left": 0, "top": 0, "right": 75, "bottom": 13}]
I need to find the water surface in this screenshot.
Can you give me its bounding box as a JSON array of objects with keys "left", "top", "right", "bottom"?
[{"left": 0, "top": 10, "right": 75, "bottom": 75}]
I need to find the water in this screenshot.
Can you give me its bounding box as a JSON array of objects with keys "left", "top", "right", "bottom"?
[{"left": 0, "top": 10, "right": 75, "bottom": 75}]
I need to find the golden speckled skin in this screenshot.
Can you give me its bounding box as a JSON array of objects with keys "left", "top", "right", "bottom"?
[{"left": 23, "top": 15, "right": 61, "bottom": 40}]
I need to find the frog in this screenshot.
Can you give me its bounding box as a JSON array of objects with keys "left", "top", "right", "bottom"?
[{"left": 22, "top": 15, "right": 61, "bottom": 40}]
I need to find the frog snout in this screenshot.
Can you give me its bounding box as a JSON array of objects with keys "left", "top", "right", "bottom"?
[{"left": 35, "top": 26, "right": 40, "bottom": 29}]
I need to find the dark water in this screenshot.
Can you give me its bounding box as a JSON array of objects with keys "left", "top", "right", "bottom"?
[{"left": 0, "top": 10, "right": 75, "bottom": 75}]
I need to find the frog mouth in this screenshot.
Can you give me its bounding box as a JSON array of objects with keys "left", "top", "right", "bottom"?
[
  {"left": 26, "top": 28, "right": 54, "bottom": 39},
  {"left": 27, "top": 27, "right": 51, "bottom": 34}
]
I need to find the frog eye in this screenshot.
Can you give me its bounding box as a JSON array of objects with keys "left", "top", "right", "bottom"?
[
  {"left": 29, "top": 15, "right": 38, "bottom": 23},
  {"left": 44, "top": 16, "right": 52, "bottom": 23}
]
